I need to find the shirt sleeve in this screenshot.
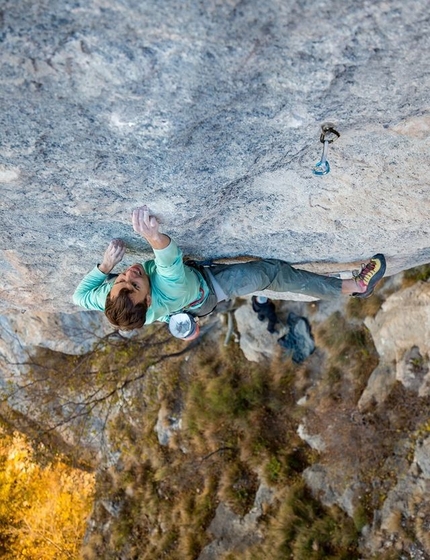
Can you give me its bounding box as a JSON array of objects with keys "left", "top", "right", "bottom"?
[
  {"left": 144, "top": 238, "right": 204, "bottom": 322},
  {"left": 72, "top": 266, "right": 112, "bottom": 311},
  {"left": 152, "top": 239, "right": 187, "bottom": 284}
]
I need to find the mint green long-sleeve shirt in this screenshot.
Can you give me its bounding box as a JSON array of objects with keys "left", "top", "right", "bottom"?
[{"left": 73, "top": 239, "right": 209, "bottom": 324}]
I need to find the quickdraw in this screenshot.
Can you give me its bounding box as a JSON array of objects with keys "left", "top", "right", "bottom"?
[{"left": 313, "top": 122, "right": 340, "bottom": 176}]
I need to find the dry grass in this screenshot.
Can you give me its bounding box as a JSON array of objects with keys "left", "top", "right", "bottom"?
[
  {"left": 401, "top": 264, "right": 430, "bottom": 288},
  {"left": 346, "top": 291, "right": 384, "bottom": 320},
  {"left": 313, "top": 311, "right": 379, "bottom": 400},
  {"left": 222, "top": 481, "right": 361, "bottom": 560},
  {"left": 218, "top": 460, "right": 259, "bottom": 516}
]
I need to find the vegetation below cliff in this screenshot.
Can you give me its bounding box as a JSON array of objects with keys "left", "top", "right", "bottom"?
[{"left": 1, "top": 266, "right": 430, "bottom": 559}]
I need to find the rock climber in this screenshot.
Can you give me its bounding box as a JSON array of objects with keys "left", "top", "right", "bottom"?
[{"left": 73, "top": 205, "right": 386, "bottom": 340}]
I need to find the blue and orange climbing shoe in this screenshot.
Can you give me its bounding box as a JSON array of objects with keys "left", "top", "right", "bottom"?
[{"left": 352, "top": 254, "right": 386, "bottom": 298}]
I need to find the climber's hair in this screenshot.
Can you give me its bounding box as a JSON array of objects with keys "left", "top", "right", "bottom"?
[{"left": 105, "top": 288, "right": 148, "bottom": 330}]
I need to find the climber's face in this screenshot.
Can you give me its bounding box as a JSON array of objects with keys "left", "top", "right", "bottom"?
[{"left": 110, "top": 264, "right": 151, "bottom": 306}]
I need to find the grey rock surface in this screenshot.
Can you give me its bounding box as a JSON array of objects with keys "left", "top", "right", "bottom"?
[
  {"left": 234, "top": 299, "right": 280, "bottom": 362},
  {"left": 365, "top": 282, "right": 430, "bottom": 364},
  {"left": 303, "top": 463, "right": 364, "bottom": 519},
  {"left": 358, "top": 362, "right": 397, "bottom": 411},
  {"left": 297, "top": 421, "right": 326, "bottom": 452},
  {"left": 197, "top": 488, "right": 274, "bottom": 560},
  {"left": 1, "top": 0, "right": 430, "bottom": 316},
  {"left": 366, "top": 436, "right": 430, "bottom": 557},
  {"left": 397, "top": 345, "right": 430, "bottom": 394},
  {"left": 415, "top": 437, "right": 430, "bottom": 479},
  {"left": 364, "top": 282, "right": 430, "bottom": 401},
  {"left": 0, "top": 309, "right": 112, "bottom": 364}
]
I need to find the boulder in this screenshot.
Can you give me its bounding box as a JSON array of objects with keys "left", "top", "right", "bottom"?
[
  {"left": 198, "top": 484, "right": 274, "bottom": 560},
  {"left": 297, "top": 422, "right": 326, "bottom": 452},
  {"left": 397, "top": 346, "right": 430, "bottom": 396},
  {"left": 364, "top": 283, "right": 430, "bottom": 399},
  {"left": 365, "top": 283, "right": 430, "bottom": 365},
  {"left": 235, "top": 302, "right": 279, "bottom": 362},
  {"left": 303, "top": 463, "right": 364, "bottom": 519},
  {"left": 358, "top": 362, "right": 396, "bottom": 412}
]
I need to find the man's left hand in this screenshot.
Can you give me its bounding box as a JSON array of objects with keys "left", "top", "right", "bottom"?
[{"left": 132, "top": 205, "right": 170, "bottom": 250}]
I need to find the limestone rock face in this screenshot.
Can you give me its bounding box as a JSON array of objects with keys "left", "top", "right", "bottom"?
[
  {"left": 303, "top": 464, "right": 365, "bottom": 519},
  {"left": 0, "top": 310, "right": 112, "bottom": 363},
  {"left": 1, "top": 0, "right": 430, "bottom": 316},
  {"left": 365, "top": 282, "right": 430, "bottom": 365},
  {"left": 197, "top": 485, "right": 274, "bottom": 560},
  {"left": 358, "top": 362, "right": 396, "bottom": 412},
  {"left": 363, "top": 282, "right": 430, "bottom": 401},
  {"left": 368, "top": 436, "right": 430, "bottom": 557}
]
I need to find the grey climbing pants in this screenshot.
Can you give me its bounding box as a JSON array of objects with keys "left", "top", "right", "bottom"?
[{"left": 209, "top": 259, "right": 342, "bottom": 300}]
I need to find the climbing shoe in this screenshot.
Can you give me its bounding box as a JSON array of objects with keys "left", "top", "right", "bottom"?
[{"left": 352, "top": 254, "right": 386, "bottom": 298}]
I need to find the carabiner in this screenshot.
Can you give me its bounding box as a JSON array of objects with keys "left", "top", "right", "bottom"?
[
  {"left": 313, "top": 122, "right": 340, "bottom": 176},
  {"left": 320, "top": 122, "right": 340, "bottom": 144}
]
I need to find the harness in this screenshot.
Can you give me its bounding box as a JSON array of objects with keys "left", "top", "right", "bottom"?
[{"left": 184, "top": 286, "right": 206, "bottom": 309}]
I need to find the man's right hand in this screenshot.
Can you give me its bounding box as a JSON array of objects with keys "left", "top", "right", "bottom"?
[{"left": 98, "top": 239, "right": 126, "bottom": 274}]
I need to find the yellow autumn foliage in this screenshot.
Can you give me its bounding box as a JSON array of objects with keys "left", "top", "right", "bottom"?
[{"left": 0, "top": 428, "right": 95, "bottom": 560}]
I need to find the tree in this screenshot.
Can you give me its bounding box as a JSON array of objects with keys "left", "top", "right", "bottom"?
[{"left": 0, "top": 427, "right": 94, "bottom": 559}]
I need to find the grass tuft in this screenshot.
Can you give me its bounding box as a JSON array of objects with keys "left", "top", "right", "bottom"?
[{"left": 402, "top": 264, "right": 430, "bottom": 287}]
